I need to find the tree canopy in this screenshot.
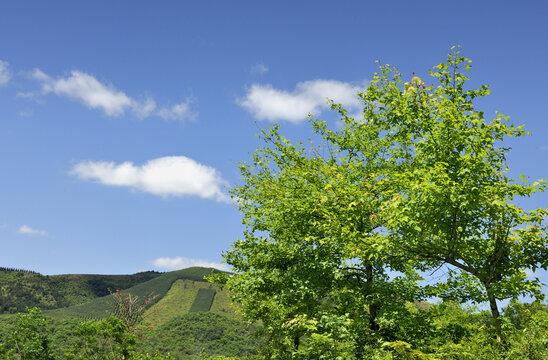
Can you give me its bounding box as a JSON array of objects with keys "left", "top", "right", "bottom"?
[{"left": 218, "top": 48, "right": 548, "bottom": 358}]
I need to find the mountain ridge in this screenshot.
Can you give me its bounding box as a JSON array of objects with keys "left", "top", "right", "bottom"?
[
  {"left": 0, "top": 266, "right": 224, "bottom": 315},
  {"left": 0, "top": 268, "right": 163, "bottom": 314},
  {"left": 0, "top": 267, "right": 262, "bottom": 359}
]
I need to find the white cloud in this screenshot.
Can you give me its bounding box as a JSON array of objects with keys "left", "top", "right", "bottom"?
[
  {"left": 16, "top": 91, "right": 38, "bottom": 99},
  {"left": 238, "top": 79, "right": 365, "bottom": 123},
  {"left": 71, "top": 156, "right": 230, "bottom": 202},
  {"left": 251, "top": 63, "right": 269, "bottom": 75},
  {"left": 131, "top": 96, "right": 157, "bottom": 119},
  {"left": 18, "top": 225, "right": 48, "bottom": 236},
  {"left": 152, "top": 256, "right": 230, "bottom": 272},
  {"left": 0, "top": 60, "right": 10, "bottom": 86},
  {"left": 157, "top": 98, "right": 196, "bottom": 121},
  {"left": 33, "top": 69, "right": 132, "bottom": 116},
  {"left": 30, "top": 68, "right": 195, "bottom": 121}
]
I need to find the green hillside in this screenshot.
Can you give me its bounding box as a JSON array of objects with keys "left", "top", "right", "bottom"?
[
  {"left": 141, "top": 278, "right": 240, "bottom": 326},
  {"left": 136, "top": 277, "right": 260, "bottom": 358},
  {"left": 0, "top": 267, "right": 261, "bottom": 359},
  {"left": 46, "top": 267, "right": 222, "bottom": 319},
  {"left": 0, "top": 268, "right": 161, "bottom": 314},
  {"left": 189, "top": 288, "right": 216, "bottom": 312}
]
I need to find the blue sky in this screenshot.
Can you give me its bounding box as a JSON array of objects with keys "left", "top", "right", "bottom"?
[{"left": 0, "top": 0, "right": 546, "bottom": 288}]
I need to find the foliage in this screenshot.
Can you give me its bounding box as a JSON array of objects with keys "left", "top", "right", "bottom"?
[
  {"left": 109, "top": 289, "right": 158, "bottom": 331},
  {"left": 0, "top": 266, "right": 39, "bottom": 274},
  {"left": 369, "top": 47, "right": 548, "bottom": 339},
  {"left": 132, "top": 353, "right": 174, "bottom": 360},
  {"left": 218, "top": 61, "right": 427, "bottom": 357},
  {"left": 65, "top": 316, "right": 137, "bottom": 360},
  {"left": 382, "top": 341, "right": 430, "bottom": 359},
  {"left": 137, "top": 312, "right": 261, "bottom": 359},
  {"left": 219, "top": 47, "right": 548, "bottom": 357},
  {"left": 0, "top": 269, "right": 258, "bottom": 359},
  {"left": 65, "top": 315, "right": 175, "bottom": 360},
  {"left": 47, "top": 267, "right": 218, "bottom": 320},
  {"left": 4, "top": 307, "right": 55, "bottom": 360},
  {"left": 0, "top": 268, "right": 258, "bottom": 359},
  {"left": 281, "top": 312, "right": 355, "bottom": 359},
  {"left": 0, "top": 269, "right": 161, "bottom": 314},
  {"left": 502, "top": 301, "right": 548, "bottom": 359},
  {"left": 0, "top": 279, "right": 546, "bottom": 359},
  {"left": 221, "top": 106, "right": 426, "bottom": 356}
]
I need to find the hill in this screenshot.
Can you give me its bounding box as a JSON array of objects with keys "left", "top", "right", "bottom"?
[
  {"left": 0, "top": 268, "right": 162, "bottom": 314},
  {"left": 45, "top": 267, "right": 222, "bottom": 319},
  {"left": 0, "top": 266, "right": 261, "bottom": 359}
]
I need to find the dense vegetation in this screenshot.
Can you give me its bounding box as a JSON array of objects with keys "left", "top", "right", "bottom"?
[
  {"left": 137, "top": 312, "right": 261, "bottom": 358},
  {"left": 0, "top": 274, "right": 545, "bottom": 359},
  {"left": 213, "top": 48, "right": 548, "bottom": 359},
  {"left": 189, "top": 288, "right": 217, "bottom": 313},
  {"left": 0, "top": 269, "right": 161, "bottom": 314},
  {"left": 0, "top": 267, "right": 260, "bottom": 359}
]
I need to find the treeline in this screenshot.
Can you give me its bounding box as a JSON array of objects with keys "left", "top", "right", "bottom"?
[
  {"left": 0, "top": 266, "right": 38, "bottom": 274},
  {"left": 0, "top": 271, "right": 162, "bottom": 314}
]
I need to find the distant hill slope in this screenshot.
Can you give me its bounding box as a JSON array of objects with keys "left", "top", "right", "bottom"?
[
  {"left": 141, "top": 277, "right": 240, "bottom": 328},
  {"left": 0, "top": 269, "right": 162, "bottom": 314},
  {"left": 46, "top": 267, "right": 221, "bottom": 319},
  {"left": 0, "top": 267, "right": 262, "bottom": 359}
]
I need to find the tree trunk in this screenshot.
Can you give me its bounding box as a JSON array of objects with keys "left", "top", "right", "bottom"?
[
  {"left": 368, "top": 303, "right": 379, "bottom": 332},
  {"left": 485, "top": 286, "right": 503, "bottom": 341},
  {"left": 293, "top": 334, "right": 300, "bottom": 349},
  {"left": 365, "top": 263, "right": 380, "bottom": 331}
]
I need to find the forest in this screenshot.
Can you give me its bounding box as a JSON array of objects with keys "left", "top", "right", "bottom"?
[{"left": 0, "top": 49, "right": 547, "bottom": 359}]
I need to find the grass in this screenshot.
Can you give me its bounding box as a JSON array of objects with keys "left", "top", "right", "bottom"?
[
  {"left": 141, "top": 279, "right": 208, "bottom": 327},
  {"left": 189, "top": 288, "right": 216, "bottom": 312},
  {"left": 46, "top": 267, "right": 220, "bottom": 320},
  {"left": 141, "top": 278, "right": 240, "bottom": 329},
  {"left": 209, "top": 282, "right": 241, "bottom": 321}
]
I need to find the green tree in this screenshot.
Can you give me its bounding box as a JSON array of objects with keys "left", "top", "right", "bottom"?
[
  {"left": 222, "top": 125, "right": 419, "bottom": 357},
  {"left": 108, "top": 288, "right": 158, "bottom": 333},
  {"left": 65, "top": 316, "right": 136, "bottom": 360},
  {"left": 221, "top": 67, "right": 425, "bottom": 358},
  {"left": 221, "top": 47, "right": 547, "bottom": 356},
  {"left": 7, "top": 307, "right": 55, "bottom": 360},
  {"left": 369, "top": 48, "right": 548, "bottom": 339}
]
